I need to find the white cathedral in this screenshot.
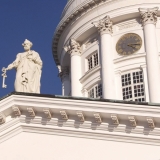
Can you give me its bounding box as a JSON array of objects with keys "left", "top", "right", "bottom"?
[{"left": 1, "top": 0, "right": 160, "bottom": 159}]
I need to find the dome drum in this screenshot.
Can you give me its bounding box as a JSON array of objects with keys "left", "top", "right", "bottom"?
[{"left": 54, "top": 0, "right": 160, "bottom": 104}]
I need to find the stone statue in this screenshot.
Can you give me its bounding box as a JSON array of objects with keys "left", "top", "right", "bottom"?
[{"left": 3, "top": 39, "right": 43, "bottom": 93}]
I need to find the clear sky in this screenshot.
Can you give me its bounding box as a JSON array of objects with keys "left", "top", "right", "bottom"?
[{"left": 0, "top": 0, "right": 67, "bottom": 97}]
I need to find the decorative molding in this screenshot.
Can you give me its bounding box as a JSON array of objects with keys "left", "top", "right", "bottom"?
[
  {"left": 114, "top": 52, "right": 146, "bottom": 64},
  {"left": 139, "top": 7, "right": 159, "bottom": 26},
  {"left": 0, "top": 113, "right": 5, "bottom": 125},
  {"left": 147, "top": 117, "right": 155, "bottom": 129},
  {"left": 43, "top": 109, "right": 52, "bottom": 119},
  {"left": 115, "top": 70, "right": 121, "bottom": 76},
  {"left": 94, "top": 113, "right": 102, "bottom": 123},
  {"left": 77, "top": 111, "right": 85, "bottom": 122},
  {"left": 92, "top": 15, "right": 113, "bottom": 35},
  {"left": 27, "top": 108, "right": 35, "bottom": 117},
  {"left": 128, "top": 116, "right": 136, "bottom": 127},
  {"left": 2, "top": 116, "right": 160, "bottom": 146},
  {"left": 60, "top": 110, "right": 68, "bottom": 120},
  {"left": 140, "top": 64, "right": 147, "bottom": 70},
  {"left": 115, "top": 19, "right": 141, "bottom": 31},
  {"left": 2, "top": 94, "right": 160, "bottom": 146},
  {"left": 12, "top": 106, "right": 21, "bottom": 116},
  {"left": 64, "top": 39, "right": 81, "bottom": 56},
  {"left": 81, "top": 88, "right": 88, "bottom": 97},
  {"left": 111, "top": 114, "right": 119, "bottom": 125},
  {"left": 84, "top": 37, "right": 98, "bottom": 49},
  {"left": 80, "top": 65, "right": 101, "bottom": 83}
]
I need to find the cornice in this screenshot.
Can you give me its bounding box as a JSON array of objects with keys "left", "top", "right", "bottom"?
[
  {"left": 1, "top": 94, "right": 160, "bottom": 145},
  {"left": 114, "top": 52, "right": 146, "bottom": 64},
  {"left": 80, "top": 65, "right": 101, "bottom": 83},
  {"left": 1, "top": 116, "right": 160, "bottom": 146}
]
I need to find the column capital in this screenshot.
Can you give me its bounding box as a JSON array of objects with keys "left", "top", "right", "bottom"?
[
  {"left": 64, "top": 39, "right": 81, "bottom": 56},
  {"left": 59, "top": 67, "right": 70, "bottom": 82},
  {"left": 139, "top": 7, "right": 159, "bottom": 26},
  {"left": 92, "top": 15, "right": 113, "bottom": 35}
]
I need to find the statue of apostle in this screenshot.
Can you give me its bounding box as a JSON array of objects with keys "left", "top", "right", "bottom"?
[{"left": 6, "top": 39, "right": 43, "bottom": 93}]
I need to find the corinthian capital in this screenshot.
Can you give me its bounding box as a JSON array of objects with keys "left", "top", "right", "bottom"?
[
  {"left": 59, "top": 67, "right": 70, "bottom": 82},
  {"left": 64, "top": 39, "right": 81, "bottom": 56},
  {"left": 93, "top": 15, "right": 113, "bottom": 35},
  {"left": 139, "top": 7, "right": 159, "bottom": 26}
]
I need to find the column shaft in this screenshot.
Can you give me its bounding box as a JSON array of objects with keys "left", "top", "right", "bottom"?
[
  {"left": 144, "top": 24, "right": 160, "bottom": 102},
  {"left": 71, "top": 54, "right": 82, "bottom": 96},
  {"left": 139, "top": 7, "right": 160, "bottom": 103},
  {"left": 141, "top": 65, "right": 149, "bottom": 102},
  {"left": 65, "top": 39, "right": 82, "bottom": 97},
  {"left": 100, "top": 33, "right": 115, "bottom": 99},
  {"left": 115, "top": 71, "right": 123, "bottom": 100}
]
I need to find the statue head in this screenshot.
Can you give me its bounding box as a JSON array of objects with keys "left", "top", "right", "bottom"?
[{"left": 22, "top": 39, "right": 33, "bottom": 51}]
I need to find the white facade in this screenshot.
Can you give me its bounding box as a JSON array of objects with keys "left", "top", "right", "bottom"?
[
  {"left": 1, "top": 93, "right": 160, "bottom": 160},
  {"left": 1, "top": 1, "right": 160, "bottom": 160},
  {"left": 53, "top": 0, "right": 160, "bottom": 103}
]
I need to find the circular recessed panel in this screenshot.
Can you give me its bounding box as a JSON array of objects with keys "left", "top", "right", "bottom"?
[{"left": 116, "top": 33, "right": 142, "bottom": 55}]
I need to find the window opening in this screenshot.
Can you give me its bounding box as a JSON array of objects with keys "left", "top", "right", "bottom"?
[
  {"left": 121, "top": 71, "right": 145, "bottom": 102},
  {"left": 88, "top": 53, "right": 99, "bottom": 70},
  {"left": 88, "top": 84, "right": 102, "bottom": 98}
]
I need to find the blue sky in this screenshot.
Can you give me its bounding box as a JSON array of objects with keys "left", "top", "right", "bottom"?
[{"left": 0, "top": 0, "right": 67, "bottom": 97}]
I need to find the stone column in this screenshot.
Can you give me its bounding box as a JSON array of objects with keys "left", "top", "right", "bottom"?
[
  {"left": 64, "top": 39, "right": 82, "bottom": 97},
  {"left": 139, "top": 7, "right": 160, "bottom": 103},
  {"left": 115, "top": 71, "right": 123, "bottom": 100},
  {"left": 93, "top": 16, "right": 115, "bottom": 99},
  {"left": 59, "top": 67, "right": 71, "bottom": 96}
]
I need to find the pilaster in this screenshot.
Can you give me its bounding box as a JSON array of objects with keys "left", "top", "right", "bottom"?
[
  {"left": 140, "top": 64, "right": 149, "bottom": 102},
  {"left": 115, "top": 70, "right": 123, "bottom": 100}
]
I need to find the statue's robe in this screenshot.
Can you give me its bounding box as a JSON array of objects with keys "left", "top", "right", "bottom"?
[{"left": 12, "top": 50, "right": 42, "bottom": 93}]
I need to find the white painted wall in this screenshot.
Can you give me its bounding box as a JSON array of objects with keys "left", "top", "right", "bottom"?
[{"left": 1, "top": 132, "right": 160, "bottom": 160}]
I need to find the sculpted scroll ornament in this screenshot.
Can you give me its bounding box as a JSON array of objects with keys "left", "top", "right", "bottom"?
[
  {"left": 64, "top": 39, "right": 81, "bottom": 56},
  {"left": 139, "top": 7, "right": 159, "bottom": 26},
  {"left": 93, "top": 16, "right": 113, "bottom": 34}
]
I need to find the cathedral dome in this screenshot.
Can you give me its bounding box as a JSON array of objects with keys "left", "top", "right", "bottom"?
[
  {"left": 53, "top": 0, "right": 160, "bottom": 103},
  {"left": 61, "top": 0, "right": 88, "bottom": 19}
]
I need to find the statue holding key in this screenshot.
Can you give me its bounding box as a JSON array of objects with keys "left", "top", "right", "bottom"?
[{"left": 2, "top": 39, "right": 43, "bottom": 93}]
